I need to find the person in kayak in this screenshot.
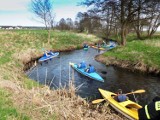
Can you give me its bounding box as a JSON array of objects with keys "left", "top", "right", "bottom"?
[
  {"left": 44, "top": 50, "right": 50, "bottom": 57},
  {"left": 114, "top": 89, "right": 128, "bottom": 102},
  {"left": 78, "top": 61, "right": 86, "bottom": 69},
  {"left": 138, "top": 96, "right": 160, "bottom": 120},
  {"left": 83, "top": 43, "right": 88, "bottom": 48},
  {"left": 85, "top": 64, "right": 96, "bottom": 73}
]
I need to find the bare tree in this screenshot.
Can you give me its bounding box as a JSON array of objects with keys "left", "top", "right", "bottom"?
[
  {"left": 145, "top": 1, "right": 160, "bottom": 38},
  {"left": 30, "top": 0, "right": 54, "bottom": 44},
  {"left": 81, "top": 0, "right": 160, "bottom": 45}
]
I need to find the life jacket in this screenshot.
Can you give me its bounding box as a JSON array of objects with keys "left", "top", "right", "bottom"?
[
  {"left": 88, "top": 66, "right": 95, "bottom": 73},
  {"left": 138, "top": 101, "right": 160, "bottom": 120},
  {"left": 79, "top": 62, "right": 86, "bottom": 69},
  {"left": 117, "top": 94, "right": 127, "bottom": 102}
]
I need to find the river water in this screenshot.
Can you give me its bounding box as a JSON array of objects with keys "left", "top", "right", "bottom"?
[{"left": 27, "top": 48, "right": 160, "bottom": 106}]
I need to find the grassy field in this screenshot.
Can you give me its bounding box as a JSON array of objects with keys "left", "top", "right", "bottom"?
[
  {"left": 0, "top": 89, "right": 30, "bottom": 120},
  {"left": 0, "top": 30, "right": 124, "bottom": 120},
  {"left": 102, "top": 33, "right": 160, "bottom": 70}
]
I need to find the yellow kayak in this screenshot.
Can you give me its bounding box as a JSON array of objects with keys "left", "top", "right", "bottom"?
[
  {"left": 98, "top": 88, "right": 142, "bottom": 120},
  {"left": 91, "top": 46, "right": 105, "bottom": 50}
]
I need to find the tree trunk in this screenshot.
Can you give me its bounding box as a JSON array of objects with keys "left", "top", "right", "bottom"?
[
  {"left": 120, "top": 0, "right": 126, "bottom": 46},
  {"left": 121, "top": 26, "right": 126, "bottom": 46},
  {"left": 47, "top": 29, "right": 51, "bottom": 44}
]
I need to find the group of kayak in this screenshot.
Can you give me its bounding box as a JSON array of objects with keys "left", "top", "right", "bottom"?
[
  {"left": 38, "top": 47, "right": 160, "bottom": 120},
  {"left": 83, "top": 41, "right": 117, "bottom": 51}
]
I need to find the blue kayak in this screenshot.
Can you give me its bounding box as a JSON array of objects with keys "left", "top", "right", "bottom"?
[
  {"left": 70, "top": 62, "right": 104, "bottom": 82},
  {"left": 38, "top": 52, "right": 59, "bottom": 62}
]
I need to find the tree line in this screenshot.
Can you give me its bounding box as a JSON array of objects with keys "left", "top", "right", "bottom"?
[{"left": 30, "top": 0, "right": 159, "bottom": 45}]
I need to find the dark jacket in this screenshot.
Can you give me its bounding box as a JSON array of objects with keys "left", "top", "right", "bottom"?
[{"left": 138, "top": 96, "right": 160, "bottom": 120}]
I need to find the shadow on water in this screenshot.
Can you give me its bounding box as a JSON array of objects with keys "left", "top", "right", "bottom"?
[{"left": 27, "top": 48, "right": 160, "bottom": 106}]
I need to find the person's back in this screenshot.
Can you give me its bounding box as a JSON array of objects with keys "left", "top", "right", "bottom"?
[
  {"left": 88, "top": 65, "right": 95, "bottom": 73},
  {"left": 114, "top": 89, "right": 127, "bottom": 102},
  {"left": 78, "top": 61, "right": 86, "bottom": 69},
  {"left": 81, "top": 62, "right": 86, "bottom": 68},
  {"left": 117, "top": 94, "right": 127, "bottom": 102}
]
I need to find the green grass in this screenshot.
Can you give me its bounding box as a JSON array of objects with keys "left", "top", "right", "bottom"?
[
  {"left": 0, "top": 29, "right": 100, "bottom": 119},
  {"left": 0, "top": 89, "right": 30, "bottom": 120},
  {"left": 22, "top": 76, "right": 40, "bottom": 89},
  {"left": 0, "top": 30, "right": 99, "bottom": 65},
  {"left": 103, "top": 33, "right": 160, "bottom": 68}
]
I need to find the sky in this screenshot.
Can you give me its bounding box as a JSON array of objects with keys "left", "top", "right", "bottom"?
[{"left": 0, "top": 0, "right": 87, "bottom": 26}]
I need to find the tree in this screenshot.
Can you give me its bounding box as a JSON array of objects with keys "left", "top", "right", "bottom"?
[
  {"left": 58, "top": 18, "right": 66, "bottom": 30},
  {"left": 30, "top": 0, "right": 54, "bottom": 44},
  {"left": 145, "top": 1, "right": 160, "bottom": 37}
]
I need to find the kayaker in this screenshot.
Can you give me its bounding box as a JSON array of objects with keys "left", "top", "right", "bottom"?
[
  {"left": 102, "top": 41, "right": 107, "bottom": 47},
  {"left": 85, "top": 64, "right": 96, "bottom": 73},
  {"left": 138, "top": 96, "right": 160, "bottom": 120},
  {"left": 44, "top": 50, "right": 49, "bottom": 57},
  {"left": 78, "top": 61, "right": 86, "bottom": 69},
  {"left": 114, "top": 89, "right": 128, "bottom": 102},
  {"left": 83, "top": 43, "right": 88, "bottom": 48}
]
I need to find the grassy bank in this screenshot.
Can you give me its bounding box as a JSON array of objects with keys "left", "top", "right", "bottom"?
[
  {"left": 0, "top": 30, "right": 124, "bottom": 120},
  {"left": 97, "top": 33, "right": 160, "bottom": 74}
]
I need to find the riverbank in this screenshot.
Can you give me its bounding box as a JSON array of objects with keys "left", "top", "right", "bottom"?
[
  {"left": 95, "top": 33, "right": 160, "bottom": 75},
  {"left": 0, "top": 30, "right": 125, "bottom": 120}
]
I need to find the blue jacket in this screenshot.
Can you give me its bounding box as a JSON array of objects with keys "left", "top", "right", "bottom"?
[
  {"left": 79, "top": 62, "right": 86, "bottom": 69},
  {"left": 88, "top": 66, "right": 95, "bottom": 73},
  {"left": 117, "top": 94, "right": 127, "bottom": 102}
]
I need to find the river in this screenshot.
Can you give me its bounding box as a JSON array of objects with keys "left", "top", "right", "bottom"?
[{"left": 27, "top": 48, "right": 160, "bottom": 106}]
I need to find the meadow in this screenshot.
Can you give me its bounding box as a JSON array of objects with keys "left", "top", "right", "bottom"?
[{"left": 0, "top": 29, "right": 124, "bottom": 120}]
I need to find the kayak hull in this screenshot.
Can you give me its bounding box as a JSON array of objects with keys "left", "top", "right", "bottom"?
[
  {"left": 83, "top": 48, "right": 88, "bottom": 51},
  {"left": 98, "top": 88, "right": 142, "bottom": 120},
  {"left": 70, "top": 62, "right": 104, "bottom": 82},
  {"left": 91, "top": 46, "right": 105, "bottom": 51},
  {"left": 38, "top": 52, "right": 59, "bottom": 62}
]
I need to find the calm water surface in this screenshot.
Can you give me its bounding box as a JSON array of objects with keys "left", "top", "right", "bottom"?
[{"left": 27, "top": 48, "right": 160, "bottom": 106}]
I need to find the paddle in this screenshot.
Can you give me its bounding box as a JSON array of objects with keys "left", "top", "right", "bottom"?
[
  {"left": 69, "top": 62, "right": 74, "bottom": 66},
  {"left": 125, "top": 89, "right": 145, "bottom": 95},
  {"left": 92, "top": 89, "right": 145, "bottom": 104},
  {"left": 92, "top": 99, "right": 106, "bottom": 104}
]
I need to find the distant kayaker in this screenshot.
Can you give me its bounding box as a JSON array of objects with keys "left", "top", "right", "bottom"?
[
  {"left": 138, "top": 96, "right": 160, "bottom": 120},
  {"left": 78, "top": 61, "right": 86, "bottom": 69},
  {"left": 85, "top": 64, "right": 96, "bottom": 73},
  {"left": 83, "top": 43, "right": 88, "bottom": 48},
  {"left": 114, "top": 89, "right": 128, "bottom": 102},
  {"left": 44, "top": 50, "right": 50, "bottom": 57}
]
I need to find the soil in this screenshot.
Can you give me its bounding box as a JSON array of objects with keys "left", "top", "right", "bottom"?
[{"left": 95, "top": 54, "right": 160, "bottom": 76}]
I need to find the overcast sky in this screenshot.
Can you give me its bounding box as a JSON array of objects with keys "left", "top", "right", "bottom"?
[{"left": 0, "top": 0, "right": 87, "bottom": 26}]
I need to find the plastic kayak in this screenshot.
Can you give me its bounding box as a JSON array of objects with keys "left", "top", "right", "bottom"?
[
  {"left": 83, "top": 48, "right": 88, "bottom": 51},
  {"left": 91, "top": 46, "right": 105, "bottom": 51},
  {"left": 70, "top": 62, "right": 104, "bottom": 82},
  {"left": 38, "top": 52, "right": 59, "bottom": 62},
  {"left": 98, "top": 88, "right": 142, "bottom": 120}
]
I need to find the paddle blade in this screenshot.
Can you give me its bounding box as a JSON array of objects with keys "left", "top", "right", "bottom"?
[
  {"left": 126, "top": 89, "right": 145, "bottom": 95},
  {"left": 92, "top": 99, "right": 105, "bottom": 104},
  {"left": 69, "top": 62, "right": 74, "bottom": 66}
]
